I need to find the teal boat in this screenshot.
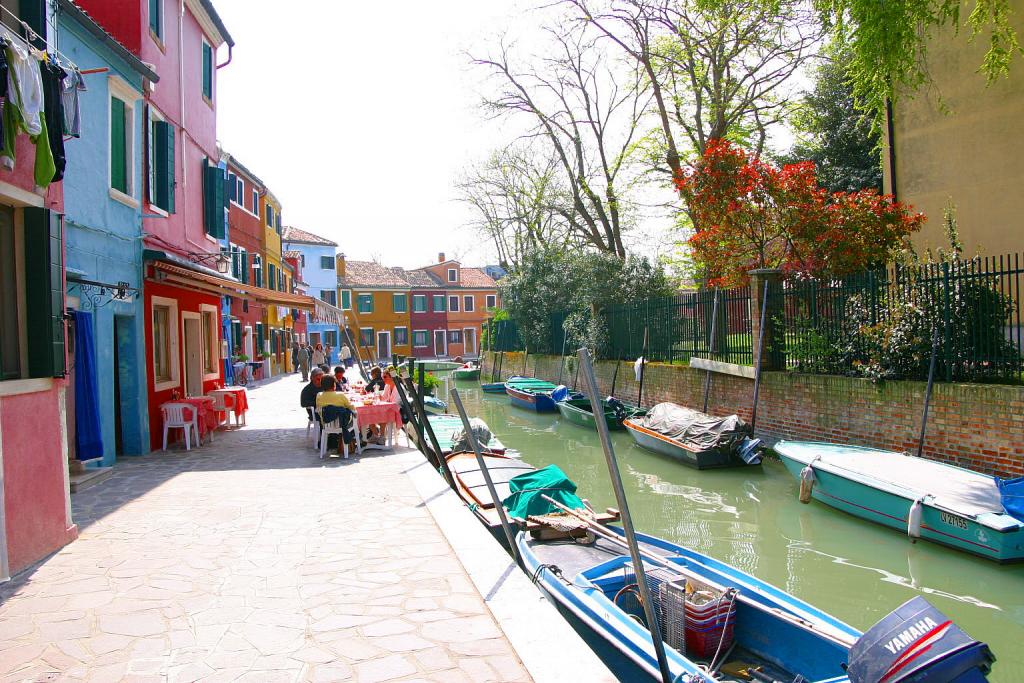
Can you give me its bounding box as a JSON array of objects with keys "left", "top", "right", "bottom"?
[
  {"left": 453, "top": 363, "right": 481, "bottom": 381},
  {"left": 405, "top": 414, "right": 507, "bottom": 457},
  {"left": 776, "top": 440, "right": 1024, "bottom": 562},
  {"left": 505, "top": 377, "right": 558, "bottom": 412},
  {"left": 556, "top": 397, "right": 646, "bottom": 431}
]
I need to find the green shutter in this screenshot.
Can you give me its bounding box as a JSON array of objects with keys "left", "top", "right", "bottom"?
[
  {"left": 267, "top": 263, "right": 275, "bottom": 291},
  {"left": 240, "top": 251, "right": 249, "bottom": 284},
  {"left": 24, "top": 209, "right": 65, "bottom": 378},
  {"left": 256, "top": 323, "right": 264, "bottom": 353},
  {"left": 110, "top": 98, "right": 127, "bottom": 193},
  {"left": 149, "top": 0, "right": 160, "bottom": 35},
  {"left": 202, "top": 43, "right": 212, "bottom": 98},
  {"left": 153, "top": 120, "right": 175, "bottom": 212},
  {"left": 203, "top": 163, "right": 226, "bottom": 238},
  {"left": 341, "top": 290, "right": 351, "bottom": 309},
  {"left": 227, "top": 172, "right": 237, "bottom": 201}
]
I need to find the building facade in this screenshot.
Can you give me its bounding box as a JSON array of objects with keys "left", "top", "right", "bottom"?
[
  {"left": 337, "top": 259, "right": 414, "bottom": 362},
  {"left": 223, "top": 154, "right": 266, "bottom": 367},
  {"left": 282, "top": 226, "right": 340, "bottom": 362}
]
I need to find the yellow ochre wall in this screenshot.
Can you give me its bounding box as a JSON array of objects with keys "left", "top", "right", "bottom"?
[{"left": 884, "top": 3, "right": 1024, "bottom": 258}]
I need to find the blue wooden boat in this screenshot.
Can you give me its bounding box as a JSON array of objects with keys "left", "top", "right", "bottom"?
[
  {"left": 422, "top": 395, "right": 448, "bottom": 415},
  {"left": 519, "top": 523, "right": 995, "bottom": 682},
  {"left": 505, "top": 378, "right": 558, "bottom": 412},
  {"left": 482, "top": 375, "right": 528, "bottom": 393},
  {"left": 776, "top": 441, "right": 1024, "bottom": 562}
]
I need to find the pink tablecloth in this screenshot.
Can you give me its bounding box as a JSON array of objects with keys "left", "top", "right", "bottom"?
[
  {"left": 344, "top": 395, "right": 402, "bottom": 427},
  {"left": 179, "top": 397, "right": 218, "bottom": 440}
]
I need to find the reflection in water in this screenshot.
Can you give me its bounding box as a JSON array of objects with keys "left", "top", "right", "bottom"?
[{"left": 440, "top": 375, "right": 1024, "bottom": 681}]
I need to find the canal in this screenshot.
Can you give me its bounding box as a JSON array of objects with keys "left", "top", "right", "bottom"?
[{"left": 438, "top": 375, "right": 1024, "bottom": 681}]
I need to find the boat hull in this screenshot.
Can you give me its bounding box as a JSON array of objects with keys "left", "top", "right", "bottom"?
[
  {"left": 505, "top": 386, "right": 557, "bottom": 412},
  {"left": 480, "top": 382, "right": 506, "bottom": 393},
  {"left": 556, "top": 399, "right": 639, "bottom": 431},
  {"left": 453, "top": 368, "right": 481, "bottom": 380},
  {"left": 777, "top": 448, "right": 1024, "bottom": 562},
  {"left": 623, "top": 419, "right": 746, "bottom": 469}
]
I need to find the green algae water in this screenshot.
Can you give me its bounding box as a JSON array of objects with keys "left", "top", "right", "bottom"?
[{"left": 440, "top": 376, "right": 1024, "bottom": 681}]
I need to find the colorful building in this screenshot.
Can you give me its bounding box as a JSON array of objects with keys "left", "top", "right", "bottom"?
[
  {"left": 412, "top": 254, "right": 497, "bottom": 358},
  {"left": 223, "top": 153, "right": 266, "bottom": 366},
  {"left": 0, "top": 0, "right": 78, "bottom": 578},
  {"left": 404, "top": 270, "right": 448, "bottom": 359},
  {"left": 61, "top": 0, "right": 158, "bottom": 472},
  {"left": 282, "top": 225, "right": 341, "bottom": 362},
  {"left": 283, "top": 250, "right": 308, "bottom": 345},
  {"left": 260, "top": 189, "right": 289, "bottom": 374},
  {"left": 337, "top": 258, "right": 414, "bottom": 362}
]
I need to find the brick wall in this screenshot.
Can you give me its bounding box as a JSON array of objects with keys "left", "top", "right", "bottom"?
[{"left": 484, "top": 352, "right": 1024, "bottom": 478}]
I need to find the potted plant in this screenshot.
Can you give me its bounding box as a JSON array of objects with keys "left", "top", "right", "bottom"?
[
  {"left": 235, "top": 353, "right": 250, "bottom": 363},
  {"left": 421, "top": 372, "right": 441, "bottom": 396}
]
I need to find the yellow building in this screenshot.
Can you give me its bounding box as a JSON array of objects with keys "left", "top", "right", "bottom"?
[
  {"left": 883, "top": 3, "right": 1024, "bottom": 257},
  {"left": 260, "top": 189, "right": 289, "bottom": 375},
  {"left": 336, "top": 257, "right": 413, "bottom": 361}
]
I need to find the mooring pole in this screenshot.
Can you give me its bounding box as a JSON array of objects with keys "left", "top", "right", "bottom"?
[
  {"left": 496, "top": 351, "right": 504, "bottom": 383},
  {"left": 610, "top": 360, "right": 620, "bottom": 397},
  {"left": 404, "top": 377, "right": 454, "bottom": 488},
  {"left": 578, "top": 348, "right": 672, "bottom": 683},
  {"left": 393, "top": 376, "right": 426, "bottom": 456},
  {"left": 450, "top": 389, "right": 521, "bottom": 564},
  {"left": 418, "top": 364, "right": 426, "bottom": 397},
  {"left": 522, "top": 346, "right": 529, "bottom": 376},
  {"left": 556, "top": 333, "right": 567, "bottom": 386},
  {"left": 916, "top": 327, "right": 942, "bottom": 458},
  {"left": 637, "top": 327, "right": 649, "bottom": 408},
  {"left": 750, "top": 279, "right": 770, "bottom": 432},
  {"left": 702, "top": 289, "right": 720, "bottom": 413}
]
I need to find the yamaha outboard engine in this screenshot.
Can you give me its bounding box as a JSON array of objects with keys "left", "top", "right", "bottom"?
[
  {"left": 606, "top": 396, "right": 628, "bottom": 423},
  {"left": 848, "top": 597, "right": 994, "bottom": 683}
]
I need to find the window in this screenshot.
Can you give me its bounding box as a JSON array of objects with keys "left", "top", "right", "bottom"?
[
  {"left": 201, "top": 307, "right": 218, "bottom": 375},
  {"left": 149, "top": 0, "right": 162, "bottom": 40},
  {"left": 448, "top": 330, "right": 463, "bottom": 344},
  {"left": 359, "top": 327, "right": 373, "bottom": 347},
  {"left": 320, "top": 255, "right": 333, "bottom": 270},
  {"left": 432, "top": 295, "right": 446, "bottom": 312},
  {"left": 324, "top": 330, "right": 338, "bottom": 347},
  {"left": 486, "top": 294, "right": 497, "bottom": 308},
  {"left": 448, "top": 295, "right": 459, "bottom": 312},
  {"left": 265, "top": 204, "right": 274, "bottom": 227},
  {"left": 201, "top": 40, "right": 213, "bottom": 100},
  {"left": 267, "top": 263, "right": 277, "bottom": 291},
  {"left": 229, "top": 243, "right": 239, "bottom": 278},
  {"left": 464, "top": 295, "right": 474, "bottom": 312},
  {"left": 394, "top": 327, "right": 408, "bottom": 346},
  {"left": 203, "top": 162, "right": 226, "bottom": 238},
  {"left": 109, "top": 95, "right": 132, "bottom": 196},
  {"left": 392, "top": 293, "right": 407, "bottom": 313},
  {"left": 413, "top": 330, "right": 429, "bottom": 348},
  {"left": 252, "top": 189, "right": 259, "bottom": 213},
  {"left": 412, "top": 295, "right": 427, "bottom": 313},
  {"left": 341, "top": 290, "right": 351, "bottom": 310},
  {"left": 320, "top": 290, "right": 336, "bottom": 306},
  {"left": 0, "top": 206, "right": 19, "bottom": 380},
  {"left": 300, "top": 254, "right": 305, "bottom": 267},
  {"left": 357, "top": 293, "right": 373, "bottom": 314},
  {"left": 234, "top": 177, "right": 243, "bottom": 204},
  {"left": 447, "top": 268, "right": 457, "bottom": 282},
  {"left": 148, "top": 114, "right": 174, "bottom": 212},
  {"left": 151, "top": 296, "right": 179, "bottom": 389},
  {"left": 278, "top": 270, "right": 284, "bottom": 291}
]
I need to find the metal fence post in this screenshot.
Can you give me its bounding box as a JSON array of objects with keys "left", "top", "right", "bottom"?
[{"left": 942, "top": 261, "right": 952, "bottom": 382}]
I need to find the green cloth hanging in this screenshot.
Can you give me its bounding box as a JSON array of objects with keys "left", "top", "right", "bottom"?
[{"left": 502, "top": 465, "right": 586, "bottom": 519}]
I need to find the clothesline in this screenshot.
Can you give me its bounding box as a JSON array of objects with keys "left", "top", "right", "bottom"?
[{"left": 0, "top": 5, "right": 80, "bottom": 74}]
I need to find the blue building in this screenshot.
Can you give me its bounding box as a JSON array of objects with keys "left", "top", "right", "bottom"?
[
  {"left": 282, "top": 226, "right": 341, "bottom": 363},
  {"left": 60, "top": 1, "right": 159, "bottom": 466}
]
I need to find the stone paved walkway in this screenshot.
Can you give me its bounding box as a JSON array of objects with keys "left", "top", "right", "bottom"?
[{"left": 0, "top": 375, "right": 531, "bottom": 682}]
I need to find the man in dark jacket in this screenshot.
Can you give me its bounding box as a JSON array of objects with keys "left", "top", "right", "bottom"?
[{"left": 300, "top": 368, "right": 324, "bottom": 424}]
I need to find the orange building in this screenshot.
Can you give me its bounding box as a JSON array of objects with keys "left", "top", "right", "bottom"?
[
  {"left": 337, "top": 258, "right": 413, "bottom": 361},
  {"left": 411, "top": 254, "right": 499, "bottom": 358}
]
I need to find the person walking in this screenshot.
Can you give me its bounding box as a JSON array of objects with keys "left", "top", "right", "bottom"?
[
  {"left": 340, "top": 342, "right": 353, "bottom": 368},
  {"left": 298, "top": 342, "right": 311, "bottom": 381},
  {"left": 312, "top": 343, "right": 327, "bottom": 367},
  {"left": 291, "top": 341, "right": 300, "bottom": 373}
]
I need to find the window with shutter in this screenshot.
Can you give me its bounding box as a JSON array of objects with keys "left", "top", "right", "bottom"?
[
  {"left": 278, "top": 270, "right": 283, "bottom": 291},
  {"left": 203, "top": 162, "right": 226, "bottom": 238},
  {"left": 24, "top": 209, "right": 65, "bottom": 378},
  {"left": 341, "top": 290, "right": 351, "bottom": 310},
  {"left": 240, "top": 251, "right": 249, "bottom": 284},
  {"left": 0, "top": 205, "right": 20, "bottom": 380},
  {"left": 149, "top": 0, "right": 162, "bottom": 39},
  {"left": 110, "top": 97, "right": 128, "bottom": 194},
  {"left": 152, "top": 120, "right": 175, "bottom": 212},
  {"left": 267, "top": 263, "right": 276, "bottom": 291},
  {"left": 202, "top": 41, "right": 213, "bottom": 99},
  {"left": 227, "top": 172, "right": 237, "bottom": 202}
]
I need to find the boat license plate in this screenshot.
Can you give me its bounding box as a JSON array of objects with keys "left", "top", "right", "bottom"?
[{"left": 939, "top": 511, "right": 968, "bottom": 530}]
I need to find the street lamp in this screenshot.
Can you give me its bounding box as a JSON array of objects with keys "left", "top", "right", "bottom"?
[{"left": 187, "top": 251, "right": 231, "bottom": 274}]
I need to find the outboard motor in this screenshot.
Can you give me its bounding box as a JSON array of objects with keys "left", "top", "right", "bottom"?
[
  {"left": 606, "top": 396, "right": 628, "bottom": 423},
  {"left": 737, "top": 437, "right": 763, "bottom": 465},
  {"left": 551, "top": 385, "right": 572, "bottom": 403},
  {"left": 848, "top": 596, "right": 994, "bottom": 683}
]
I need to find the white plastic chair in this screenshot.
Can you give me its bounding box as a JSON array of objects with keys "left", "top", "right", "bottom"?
[
  {"left": 162, "top": 402, "right": 200, "bottom": 451},
  {"left": 318, "top": 407, "right": 361, "bottom": 459},
  {"left": 209, "top": 392, "right": 244, "bottom": 427},
  {"left": 306, "top": 407, "right": 318, "bottom": 445}
]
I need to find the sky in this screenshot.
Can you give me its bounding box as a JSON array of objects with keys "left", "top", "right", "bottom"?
[{"left": 214, "top": 0, "right": 529, "bottom": 269}]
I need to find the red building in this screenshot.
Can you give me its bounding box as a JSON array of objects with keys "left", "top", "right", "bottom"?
[
  {"left": 404, "top": 270, "right": 448, "bottom": 359},
  {"left": 76, "top": 0, "right": 237, "bottom": 451},
  {"left": 224, "top": 153, "right": 266, "bottom": 362},
  {"left": 0, "top": 2, "right": 77, "bottom": 576}
]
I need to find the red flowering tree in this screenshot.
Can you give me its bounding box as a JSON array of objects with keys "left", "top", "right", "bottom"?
[{"left": 675, "top": 139, "right": 924, "bottom": 287}]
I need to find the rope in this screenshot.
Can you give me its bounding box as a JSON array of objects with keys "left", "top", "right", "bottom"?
[{"left": 530, "top": 563, "right": 563, "bottom": 585}]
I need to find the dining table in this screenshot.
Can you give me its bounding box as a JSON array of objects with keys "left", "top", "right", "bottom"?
[
  {"left": 166, "top": 396, "right": 218, "bottom": 444},
  {"left": 208, "top": 386, "right": 249, "bottom": 425},
  {"left": 343, "top": 392, "right": 402, "bottom": 450}
]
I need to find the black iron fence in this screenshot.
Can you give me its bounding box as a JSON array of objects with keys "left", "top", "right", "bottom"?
[{"left": 488, "top": 253, "right": 1024, "bottom": 383}]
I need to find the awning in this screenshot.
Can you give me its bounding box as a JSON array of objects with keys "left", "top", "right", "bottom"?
[
  {"left": 313, "top": 298, "right": 345, "bottom": 326},
  {"left": 149, "top": 259, "right": 316, "bottom": 311}
]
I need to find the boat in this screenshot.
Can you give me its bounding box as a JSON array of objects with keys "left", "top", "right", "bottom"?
[
  {"left": 504, "top": 377, "right": 559, "bottom": 412},
  {"left": 446, "top": 451, "right": 536, "bottom": 535},
  {"left": 422, "top": 395, "right": 448, "bottom": 414},
  {"left": 557, "top": 397, "right": 647, "bottom": 431},
  {"left": 453, "top": 362, "right": 481, "bottom": 380},
  {"left": 399, "top": 359, "right": 462, "bottom": 372},
  {"left": 406, "top": 414, "right": 508, "bottom": 457},
  {"left": 776, "top": 440, "right": 1024, "bottom": 562},
  {"left": 520, "top": 521, "right": 995, "bottom": 682},
  {"left": 623, "top": 402, "right": 762, "bottom": 468},
  {"left": 482, "top": 375, "right": 528, "bottom": 393}
]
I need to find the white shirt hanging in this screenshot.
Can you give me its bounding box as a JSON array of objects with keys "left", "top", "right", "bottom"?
[{"left": 6, "top": 42, "right": 44, "bottom": 136}]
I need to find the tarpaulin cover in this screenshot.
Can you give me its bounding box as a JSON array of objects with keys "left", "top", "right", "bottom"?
[
  {"left": 998, "top": 476, "right": 1024, "bottom": 522},
  {"left": 638, "top": 402, "right": 752, "bottom": 453},
  {"left": 451, "top": 418, "right": 494, "bottom": 453},
  {"left": 502, "top": 465, "right": 586, "bottom": 519}
]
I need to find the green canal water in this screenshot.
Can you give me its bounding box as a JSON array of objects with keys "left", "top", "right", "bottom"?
[{"left": 438, "top": 376, "right": 1024, "bottom": 681}]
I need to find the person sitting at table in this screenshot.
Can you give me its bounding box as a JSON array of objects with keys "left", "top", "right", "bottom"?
[
  {"left": 365, "top": 366, "right": 385, "bottom": 394},
  {"left": 333, "top": 366, "right": 349, "bottom": 391},
  {"left": 315, "top": 375, "right": 358, "bottom": 451},
  {"left": 300, "top": 368, "right": 324, "bottom": 425}
]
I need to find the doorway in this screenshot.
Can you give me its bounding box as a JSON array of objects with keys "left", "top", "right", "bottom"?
[
  {"left": 376, "top": 330, "right": 390, "bottom": 360},
  {"left": 464, "top": 327, "right": 477, "bottom": 356},
  {"left": 183, "top": 313, "right": 202, "bottom": 396},
  {"left": 244, "top": 325, "right": 253, "bottom": 359},
  {"left": 433, "top": 330, "right": 447, "bottom": 358}
]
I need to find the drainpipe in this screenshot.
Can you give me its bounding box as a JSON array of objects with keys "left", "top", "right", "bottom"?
[{"left": 217, "top": 43, "right": 233, "bottom": 69}]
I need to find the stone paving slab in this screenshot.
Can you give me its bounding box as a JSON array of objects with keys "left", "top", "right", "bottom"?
[{"left": 0, "top": 375, "right": 532, "bottom": 682}]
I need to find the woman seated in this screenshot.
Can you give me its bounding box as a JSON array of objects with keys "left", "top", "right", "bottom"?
[
  {"left": 365, "top": 366, "right": 385, "bottom": 393},
  {"left": 315, "top": 376, "right": 358, "bottom": 451},
  {"left": 333, "top": 365, "right": 349, "bottom": 391}
]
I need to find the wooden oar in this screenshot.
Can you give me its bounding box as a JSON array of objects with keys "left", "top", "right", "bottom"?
[{"left": 538, "top": 494, "right": 857, "bottom": 648}]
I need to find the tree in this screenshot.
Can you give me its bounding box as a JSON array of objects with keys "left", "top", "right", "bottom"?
[
  {"left": 677, "top": 139, "right": 924, "bottom": 286},
  {"left": 457, "top": 144, "right": 577, "bottom": 272},
  {"left": 473, "top": 26, "right": 650, "bottom": 257},
  {"left": 563, "top": 0, "right": 824, "bottom": 189},
  {"left": 778, "top": 48, "right": 882, "bottom": 193}
]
